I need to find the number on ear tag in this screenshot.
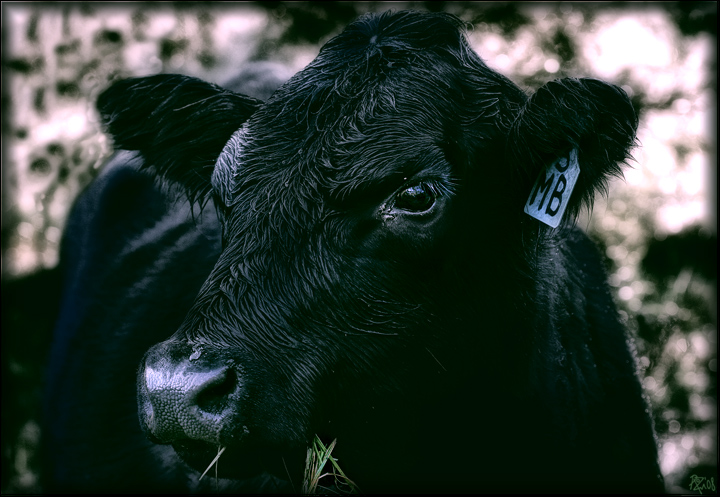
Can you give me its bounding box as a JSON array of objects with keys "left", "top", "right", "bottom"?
[{"left": 524, "top": 149, "right": 580, "bottom": 228}]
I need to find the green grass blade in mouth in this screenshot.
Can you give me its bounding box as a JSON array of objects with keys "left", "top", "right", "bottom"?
[{"left": 302, "top": 436, "right": 359, "bottom": 494}]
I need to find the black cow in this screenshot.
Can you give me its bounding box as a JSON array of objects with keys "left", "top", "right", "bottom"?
[{"left": 45, "top": 11, "right": 664, "bottom": 493}]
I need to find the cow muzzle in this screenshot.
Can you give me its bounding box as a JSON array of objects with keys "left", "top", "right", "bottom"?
[{"left": 138, "top": 341, "right": 243, "bottom": 446}]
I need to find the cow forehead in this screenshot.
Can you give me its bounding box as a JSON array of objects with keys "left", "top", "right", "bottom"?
[{"left": 244, "top": 62, "right": 502, "bottom": 185}]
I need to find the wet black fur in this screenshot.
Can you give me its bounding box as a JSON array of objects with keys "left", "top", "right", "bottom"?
[{"left": 47, "top": 10, "right": 663, "bottom": 493}]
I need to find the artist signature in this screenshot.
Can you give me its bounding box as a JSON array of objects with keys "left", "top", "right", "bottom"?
[{"left": 689, "top": 475, "right": 716, "bottom": 494}]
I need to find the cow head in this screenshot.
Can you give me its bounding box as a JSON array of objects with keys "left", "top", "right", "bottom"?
[{"left": 97, "top": 10, "right": 637, "bottom": 487}]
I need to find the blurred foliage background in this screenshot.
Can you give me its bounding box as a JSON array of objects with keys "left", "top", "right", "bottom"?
[{"left": 1, "top": 2, "right": 716, "bottom": 494}]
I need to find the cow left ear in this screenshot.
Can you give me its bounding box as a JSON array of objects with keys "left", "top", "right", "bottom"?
[
  {"left": 97, "top": 74, "right": 262, "bottom": 203},
  {"left": 508, "top": 78, "right": 638, "bottom": 226}
]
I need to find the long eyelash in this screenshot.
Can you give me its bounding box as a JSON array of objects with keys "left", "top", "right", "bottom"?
[{"left": 422, "top": 178, "right": 456, "bottom": 198}]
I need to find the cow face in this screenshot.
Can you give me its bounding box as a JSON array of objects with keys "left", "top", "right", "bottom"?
[{"left": 96, "top": 10, "right": 638, "bottom": 487}]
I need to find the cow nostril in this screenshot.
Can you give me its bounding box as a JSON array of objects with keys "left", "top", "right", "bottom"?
[{"left": 195, "top": 367, "right": 237, "bottom": 417}]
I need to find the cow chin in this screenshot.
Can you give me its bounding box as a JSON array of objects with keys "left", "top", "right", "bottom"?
[{"left": 171, "top": 438, "right": 305, "bottom": 487}]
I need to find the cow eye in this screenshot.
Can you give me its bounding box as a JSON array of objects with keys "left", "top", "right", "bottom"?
[{"left": 395, "top": 183, "right": 436, "bottom": 212}]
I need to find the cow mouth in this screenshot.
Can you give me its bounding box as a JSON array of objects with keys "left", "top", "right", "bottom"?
[{"left": 172, "top": 439, "right": 306, "bottom": 488}]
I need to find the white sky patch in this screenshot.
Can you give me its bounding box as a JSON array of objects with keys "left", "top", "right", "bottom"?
[
  {"left": 544, "top": 58, "right": 560, "bottom": 73},
  {"left": 588, "top": 15, "right": 674, "bottom": 78},
  {"left": 657, "top": 201, "right": 707, "bottom": 234}
]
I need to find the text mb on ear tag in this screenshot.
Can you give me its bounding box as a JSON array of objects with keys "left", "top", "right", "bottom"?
[{"left": 524, "top": 149, "right": 580, "bottom": 228}]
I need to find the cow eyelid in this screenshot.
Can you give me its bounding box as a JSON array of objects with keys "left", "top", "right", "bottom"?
[
  {"left": 393, "top": 179, "right": 453, "bottom": 212},
  {"left": 402, "top": 177, "right": 455, "bottom": 197}
]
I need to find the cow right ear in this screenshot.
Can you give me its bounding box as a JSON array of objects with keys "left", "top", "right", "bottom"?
[{"left": 97, "top": 74, "right": 262, "bottom": 203}]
